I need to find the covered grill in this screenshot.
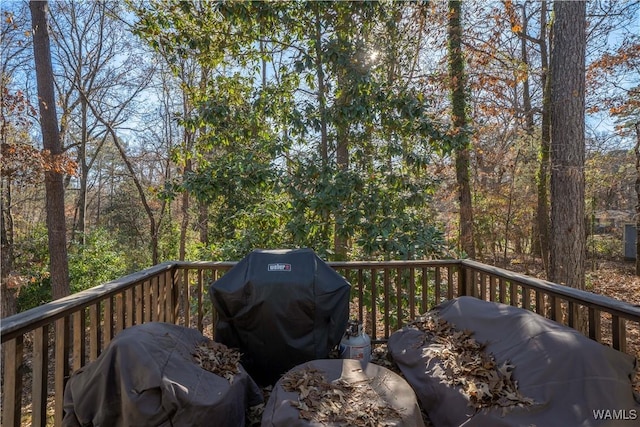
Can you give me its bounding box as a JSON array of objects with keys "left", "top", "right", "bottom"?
[{"left": 209, "top": 248, "right": 351, "bottom": 385}]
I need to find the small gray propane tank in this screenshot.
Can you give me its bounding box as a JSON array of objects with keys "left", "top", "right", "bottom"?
[{"left": 339, "top": 319, "right": 371, "bottom": 365}]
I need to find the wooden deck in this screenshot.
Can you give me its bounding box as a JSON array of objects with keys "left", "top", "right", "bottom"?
[{"left": 2, "top": 259, "right": 639, "bottom": 426}]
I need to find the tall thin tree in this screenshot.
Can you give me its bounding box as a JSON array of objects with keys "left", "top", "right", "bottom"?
[
  {"left": 29, "top": 0, "right": 70, "bottom": 299},
  {"left": 549, "top": 1, "right": 587, "bottom": 289},
  {"left": 536, "top": 0, "right": 551, "bottom": 273},
  {"left": 448, "top": 0, "right": 475, "bottom": 258}
]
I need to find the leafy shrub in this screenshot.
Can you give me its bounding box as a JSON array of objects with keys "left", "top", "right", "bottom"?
[
  {"left": 16, "top": 272, "right": 51, "bottom": 312},
  {"left": 17, "top": 228, "right": 129, "bottom": 312},
  {"left": 587, "top": 234, "right": 622, "bottom": 260},
  {"left": 68, "top": 228, "right": 129, "bottom": 294},
  {"left": 15, "top": 225, "right": 52, "bottom": 312}
]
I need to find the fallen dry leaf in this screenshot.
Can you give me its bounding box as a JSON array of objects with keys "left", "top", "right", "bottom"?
[
  {"left": 408, "top": 313, "right": 536, "bottom": 410},
  {"left": 281, "top": 366, "right": 402, "bottom": 426},
  {"left": 192, "top": 339, "right": 241, "bottom": 384}
]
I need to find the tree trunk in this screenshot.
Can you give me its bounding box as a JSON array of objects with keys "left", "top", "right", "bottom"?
[
  {"left": 198, "top": 200, "right": 209, "bottom": 247},
  {"left": 314, "top": 3, "right": 328, "bottom": 167},
  {"left": 549, "top": 0, "right": 587, "bottom": 289},
  {"left": 30, "top": 0, "right": 70, "bottom": 300},
  {"left": 635, "top": 122, "right": 640, "bottom": 276},
  {"left": 313, "top": 3, "right": 334, "bottom": 256},
  {"left": 179, "top": 158, "right": 190, "bottom": 261},
  {"left": 331, "top": 8, "right": 351, "bottom": 262},
  {"left": 534, "top": 0, "right": 551, "bottom": 272},
  {"left": 1, "top": 181, "right": 17, "bottom": 317},
  {"left": 448, "top": 0, "right": 475, "bottom": 258},
  {"left": 333, "top": 75, "right": 349, "bottom": 260},
  {"left": 334, "top": 122, "right": 349, "bottom": 261},
  {"left": 179, "top": 63, "right": 195, "bottom": 262},
  {"left": 74, "top": 97, "right": 89, "bottom": 244}
]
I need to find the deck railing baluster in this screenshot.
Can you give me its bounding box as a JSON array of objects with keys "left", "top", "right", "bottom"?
[
  {"left": 72, "top": 309, "right": 85, "bottom": 371},
  {"left": 144, "top": 279, "right": 151, "bottom": 323},
  {"left": 498, "top": 277, "right": 506, "bottom": 303},
  {"left": 435, "top": 267, "right": 442, "bottom": 303},
  {"left": 509, "top": 281, "right": 518, "bottom": 307},
  {"left": 89, "top": 302, "right": 101, "bottom": 361},
  {"left": 447, "top": 267, "right": 454, "bottom": 300},
  {"left": 125, "top": 288, "right": 134, "bottom": 328},
  {"left": 2, "top": 336, "right": 23, "bottom": 427},
  {"left": 396, "top": 268, "right": 403, "bottom": 329},
  {"left": 54, "top": 317, "right": 70, "bottom": 426},
  {"left": 33, "top": 325, "right": 49, "bottom": 427},
  {"left": 104, "top": 295, "right": 113, "bottom": 346},
  {"left": 409, "top": 267, "right": 416, "bottom": 320},
  {"left": 522, "top": 286, "right": 531, "bottom": 310},
  {"left": 371, "top": 268, "right": 378, "bottom": 341},
  {"left": 588, "top": 307, "right": 602, "bottom": 342},
  {"left": 489, "top": 275, "right": 497, "bottom": 302},
  {"left": 135, "top": 286, "right": 143, "bottom": 326},
  {"left": 612, "top": 315, "right": 626, "bottom": 353},
  {"left": 115, "top": 293, "right": 124, "bottom": 333},
  {"left": 535, "top": 290, "right": 544, "bottom": 315},
  {"left": 421, "top": 267, "right": 429, "bottom": 312},
  {"left": 197, "top": 269, "right": 204, "bottom": 333},
  {"left": 568, "top": 301, "right": 576, "bottom": 328},
  {"left": 383, "top": 268, "right": 390, "bottom": 338}
]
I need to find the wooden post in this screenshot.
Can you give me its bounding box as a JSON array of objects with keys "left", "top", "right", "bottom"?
[
  {"left": 2, "top": 336, "right": 23, "bottom": 427},
  {"left": 457, "top": 264, "right": 467, "bottom": 297},
  {"left": 612, "top": 315, "right": 627, "bottom": 353},
  {"left": 33, "top": 325, "right": 49, "bottom": 426},
  {"left": 54, "top": 317, "right": 70, "bottom": 426}
]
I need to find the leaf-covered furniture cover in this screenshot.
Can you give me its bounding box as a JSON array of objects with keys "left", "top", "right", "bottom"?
[
  {"left": 262, "top": 358, "right": 425, "bottom": 427},
  {"left": 388, "top": 296, "right": 640, "bottom": 427},
  {"left": 62, "top": 322, "right": 263, "bottom": 427}
]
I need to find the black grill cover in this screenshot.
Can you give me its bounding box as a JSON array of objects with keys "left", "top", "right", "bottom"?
[{"left": 209, "top": 248, "right": 350, "bottom": 385}]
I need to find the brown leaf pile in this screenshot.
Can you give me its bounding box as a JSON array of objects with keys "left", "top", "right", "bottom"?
[
  {"left": 410, "top": 314, "right": 535, "bottom": 410},
  {"left": 192, "top": 339, "right": 241, "bottom": 383},
  {"left": 281, "top": 366, "right": 402, "bottom": 426}
]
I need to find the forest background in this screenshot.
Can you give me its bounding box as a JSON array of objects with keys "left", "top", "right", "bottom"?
[{"left": 1, "top": 0, "right": 639, "bottom": 316}]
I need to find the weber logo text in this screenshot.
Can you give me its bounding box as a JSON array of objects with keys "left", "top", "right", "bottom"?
[
  {"left": 592, "top": 409, "right": 637, "bottom": 421},
  {"left": 268, "top": 263, "right": 292, "bottom": 272}
]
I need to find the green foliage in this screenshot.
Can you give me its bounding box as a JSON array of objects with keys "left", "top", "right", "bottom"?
[
  {"left": 68, "top": 228, "right": 129, "bottom": 294},
  {"left": 130, "top": 0, "right": 455, "bottom": 263},
  {"left": 351, "top": 169, "right": 447, "bottom": 260},
  {"left": 16, "top": 227, "right": 129, "bottom": 311},
  {"left": 157, "top": 219, "right": 181, "bottom": 261},
  {"left": 15, "top": 225, "right": 51, "bottom": 312},
  {"left": 207, "top": 194, "right": 291, "bottom": 261},
  {"left": 284, "top": 154, "right": 449, "bottom": 260},
  {"left": 16, "top": 275, "right": 51, "bottom": 313}
]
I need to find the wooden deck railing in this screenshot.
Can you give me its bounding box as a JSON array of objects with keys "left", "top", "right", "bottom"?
[{"left": 2, "top": 259, "right": 639, "bottom": 426}]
